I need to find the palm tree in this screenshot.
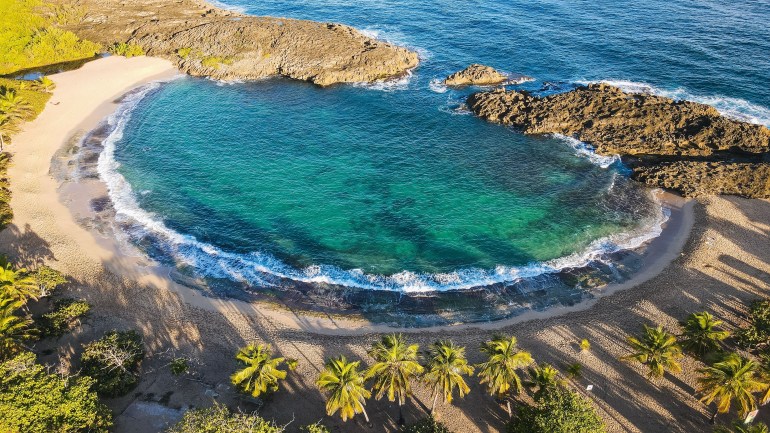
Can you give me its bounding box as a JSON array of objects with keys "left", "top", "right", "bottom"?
[
  {"left": 680, "top": 311, "right": 730, "bottom": 356},
  {"left": 316, "top": 355, "right": 372, "bottom": 424},
  {"left": 477, "top": 335, "right": 534, "bottom": 417},
  {"left": 715, "top": 421, "right": 769, "bottom": 433},
  {"left": 365, "top": 334, "right": 423, "bottom": 425},
  {"left": 230, "top": 343, "right": 288, "bottom": 398},
  {"left": 697, "top": 353, "right": 767, "bottom": 424},
  {"left": 0, "top": 262, "right": 39, "bottom": 303},
  {"left": 623, "top": 324, "right": 683, "bottom": 379},
  {"left": 524, "top": 363, "right": 564, "bottom": 400},
  {"left": 0, "top": 89, "right": 33, "bottom": 123},
  {"left": 0, "top": 113, "right": 18, "bottom": 151},
  {"left": 0, "top": 294, "right": 35, "bottom": 358},
  {"left": 423, "top": 340, "right": 474, "bottom": 414}
]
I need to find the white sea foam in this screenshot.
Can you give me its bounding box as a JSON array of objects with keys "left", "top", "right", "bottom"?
[
  {"left": 429, "top": 79, "right": 448, "bottom": 94},
  {"left": 578, "top": 79, "right": 770, "bottom": 127},
  {"left": 206, "top": 0, "right": 247, "bottom": 13},
  {"left": 351, "top": 69, "right": 413, "bottom": 92},
  {"left": 359, "top": 27, "right": 431, "bottom": 61},
  {"left": 553, "top": 134, "right": 620, "bottom": 169},
  {"left": 96, "top": 82, "right": 670, "bottom": 293}
]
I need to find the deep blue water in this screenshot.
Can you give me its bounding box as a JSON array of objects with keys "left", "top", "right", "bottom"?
[{"left": 102, "top": 0, "right": 770, "bottom": 296}]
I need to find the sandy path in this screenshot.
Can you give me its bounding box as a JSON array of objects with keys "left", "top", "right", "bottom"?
[{"left": 1, "top": 56, "right": 769, "bottom": 433}]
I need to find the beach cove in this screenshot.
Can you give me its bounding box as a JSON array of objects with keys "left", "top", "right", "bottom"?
[{"left": 1, "top": 54, "right": 769, "bottom": 432}]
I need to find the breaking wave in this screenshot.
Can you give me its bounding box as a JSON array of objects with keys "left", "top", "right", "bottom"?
[{"left": 95, "top": 82, "right": 669, "bottom": 293}]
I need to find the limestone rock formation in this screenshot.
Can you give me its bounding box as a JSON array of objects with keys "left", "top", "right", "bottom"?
[
  {"left": 467, "top": 83, "right": 770, "bottom": 198},
  {"left": 62, "top": 0, "right": 419, "bottom": 85},
  {"left": 444, "top": 64, "right": 509, "bottom": 86}
]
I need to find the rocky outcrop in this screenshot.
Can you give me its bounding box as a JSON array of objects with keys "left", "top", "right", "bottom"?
[
  {"left": 62, "top": 0, "right": 419, "bottom": 85},
  {"left": 467, "top": 83, "right": 770, "bottom": 198},
  {"left": 444, "top": 64, "right": 509, "bottom": 86}
]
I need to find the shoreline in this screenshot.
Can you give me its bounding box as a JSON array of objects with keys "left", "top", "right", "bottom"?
[
  {"left": 3, "top": 56, "right": 770, "bottom": 433},
  {"left": 2, "top": 56, "right": 695, "bottom": 335}
]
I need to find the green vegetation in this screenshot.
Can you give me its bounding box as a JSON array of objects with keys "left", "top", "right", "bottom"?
[
  {"left": 176, "top": 47, "right": 193, "bottom": 59},
  {"left": 401, "top": 417, "right": 453, "bottom": 433},
  {"left": 579, "top": 339, "right": 590, "bottom": 351},
  {"left": 30, "top": 264, "right": 67, "bottom": 297},
  {"left": 477, "top": 335, "right": 533, "bottom": 416},
  {"left": 38, "top": 298, "right": 90, "bottom": 337},
  {"left": 737, "top": 300, "right": 770, "bottom": 351},
  {"left": 697, "top": 353, "right": 766, "bottom": 423},
  {"left": 366, "top": 333, "right": 424, "bottom": 424},
  {"left": 0, "top": 0, "right": 100, "bottom": 75},
  {"left": 508, "top": 387, "right": 606, "bottom": 433},
  {"left": 525, "top": 363, "right": 564, "bottom": 400},
  {"left": 715, "top": 421, "right": 770, "bottom": 433},
  {"left": 166, "top": 403, "right": 281, "bottom": 433},
  {"left": 0, "top": 293, "right": 35, "bottom": 356},
  {"left": 201, "top": 55, "right": 234, "bottom": 69},
  {"left": 170, "top": 357, "right": 189, "bottom": 376},
  {"left": 316, "top": 355, "right": 371, "bottom": 422},
  {"left": 565, "top": 362, "right": 583, "bottom": 379},
  {"left": 623, "top": 324, "right": 683, "bottom": 379},
  {"left": 108, "top": 41, "right": 145, "bottom": 58},
  {"left": 680, "top": 311, "right": 730, "bottom": 356},
  {"left": 231, "top": 343, "right": 289, "bottom": 398},
  {"left": 0, "top": 153, "right": 12, "bottom": 228},
  {"left": 0, "top": 260, "right": 38, "bottom": 302},
  {"left": 80, "top": 330, "right": 145, "bottom": 397},
  {"left": 301, "top": 423, "right": 331, "bottom": 433},
  {"left": 423, "top": 339, "right": 474, "bottom": 414},
  {"left": 0, "top": 352, "right": 112, "bottom": 433}
]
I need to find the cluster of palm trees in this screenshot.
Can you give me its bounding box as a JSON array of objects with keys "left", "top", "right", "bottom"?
[
  {"left": 232, "top": 333, "right": 571, "bottom": 426},
  {"left": 0, "top": 262, "right": 39, "bottom": 357},
  {"left": 624, "top": 311, "right": 770, "bottom": 424}
]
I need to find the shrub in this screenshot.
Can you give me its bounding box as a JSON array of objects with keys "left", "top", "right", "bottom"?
[
  {"left": 31, "top": 265, "right": 67, "bottom": 297},
  {"left": 579, "top": 339, "right": 590, "bottom": 351},
  {"left": 301, "top": 423, "right": 331, "bottom": 433},
  {"left": 201, "top": 55, "right": 234, "bottom": 69},
  {"left": 0, "top": 352, "right": 112, "bottom": 433},
  {"left": 177, "top": 47, "right": 192, "bottom": 59},
  {"left": 737, "top": 300, "right": 770, "bottom": 351},
  {"left": 108, "top": 42, "right": 145, "bottom": 58},
  {"left": 170, "top": 357, "right": 189, "bottom": 376},
  {"left": 566, "top": 362, "right": 583, "bottom": 379},
  {"left": 38, "top": 298, "right": 90, "bottom": 337},
  {"left": 508, "top": 387, "right": 606, "bottom": 433},
  {"left": 166, "top": 403, "right": 281, "bottom": 433},
  {"left": 80, "top": 330, "right": 144, "bottom": 397},
  {"left": 401, "top": 417, "right": 452, "bottom": 433}
]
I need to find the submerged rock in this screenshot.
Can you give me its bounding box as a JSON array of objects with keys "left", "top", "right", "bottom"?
[
  {"left": 467, "top": 83, "right": 770, "bottom": 198},
  {"left": 65, "top": 0, "right": 419, "bottom": 86},
  {"left": 444, "top": 64, "right": 509, "bottom": 86}
]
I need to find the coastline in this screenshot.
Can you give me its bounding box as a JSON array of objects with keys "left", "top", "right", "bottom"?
[
  {"left": 1, "top": 55, "right": 695, "bottom": 336},
  {"left": 3, "top": 56, "right": 770, "bottom": 432}
]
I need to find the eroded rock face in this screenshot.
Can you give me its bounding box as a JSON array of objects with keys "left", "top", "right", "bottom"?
[
  {"left": 467, "top": 83, "right": 770, "bottom": 198},
  {"left": 63, "top": 0, "right": 419, "bottom": 85},
  {"left": 444, "top": 64, "right": 508, "bottom": 86}
]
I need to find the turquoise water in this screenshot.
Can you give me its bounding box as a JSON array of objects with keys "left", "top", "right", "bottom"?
[{"left": 102, "top": 0, "right": 770, "bottom": 297}]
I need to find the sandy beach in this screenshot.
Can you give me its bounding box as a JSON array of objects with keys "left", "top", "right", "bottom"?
[{"left": 2, "top": 56, "right": 770, "bottom": 432}]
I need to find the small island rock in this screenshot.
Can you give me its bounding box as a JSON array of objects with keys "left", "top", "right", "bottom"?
[{"left": 444, "top": 64, "right": 509, "bottom": 86}]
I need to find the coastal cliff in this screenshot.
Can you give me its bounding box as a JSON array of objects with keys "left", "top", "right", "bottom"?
[
  {"left": 467, "top": 84, "right": 770, "bottom": 198},
  {"left": 61, "top": 0, "right": 419, "bottom": 85}
]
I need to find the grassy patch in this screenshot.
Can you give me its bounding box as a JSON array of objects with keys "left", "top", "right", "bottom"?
[
  {"left": 0, "top": 0, "right": 101, "bottom": 75},
  {"left": 0, "top": 78, "right": 51, "bottom": 120}
]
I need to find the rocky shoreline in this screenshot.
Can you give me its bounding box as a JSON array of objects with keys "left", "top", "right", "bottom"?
[
  {"left": 61, "top": 0, "right": 418, "bottom": 85},
  {"left": 467, "top": 83, "right": 770, "bottom": 198}
]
